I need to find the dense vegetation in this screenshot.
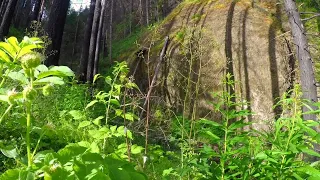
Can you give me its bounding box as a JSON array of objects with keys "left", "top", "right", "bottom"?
[
  {"left": 0, "top": 37, "right": 319, "bottom": 179},
  {"left": 1, "top": 0, "right": 320, "bottom": 179}
]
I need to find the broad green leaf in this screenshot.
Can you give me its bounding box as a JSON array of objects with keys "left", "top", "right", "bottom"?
[
  {"left": 255, "top": 152, "right": 268, "bottom": 159},
  {"left": 105, "top": 76, "right": 112, "bottom": 85},
  {"left": 69, "top": 110, "right": 84, "bottom": 120},
  {"left": 110, "top": 99, "right": 120, "bottom": 106},
  {"left": 34, "top": 76, "right": 64, "bottom": 85},
  {"left": 298, "top": 145, "right": 320, "bottom": 158},
  {"left": 297, "top": 165, "right": 320, "bottom": 177},
  {"left": 205, "top": 131, "right": 220, "bottom": 140},
  {"left": 90, "top": 142, "right": 100, "bottom": 153},
  {"left": 17, "top": 44, "right": 43, "bottom": 59},
  {"left": 89, "top": 128, "right": 110, "bottom": 140},
  {"left": 33, "top": 150, "right": 54, "bottom": 165},
  {"left": 229, "top": 120, "right": 249, "bottom": 130},
  {"left": 0, "top": 95, "right": 8, "bottom": 102},
  {"left": 7, "top": 37, "right": 20, "bottom": 52},
  {"left": 0, "top": 42, "right": 15, "bottom": 58},
  {"left": 49, "top": 66, "right": 75, "bottom": 77},
  {"left": 93, "top": 74, "right": 102, "bottom": 83},
  {"left": 131, "top": 145, "right": 144, "bottom": 154},
  {"left": 109, "top": 166, "right": 131, "bottom": 180},
  {"left": 163, "top": 168, "right": 175, "bottom": 176},
  {"left": 93, "top": 116, "right": 104, "bottom": 126},
  {"left": 128, "top": 172, "right": 146, "bottom": 180},
  {"left": 85, "top": 170, "right": 110, "bottom": 180},
  {"left": 122, "top": 112, "right": 138, "bottom": 121},
  {"left": 0, "top": 146, "right": 19, "bottom": 158},
  {"left": 0, "top": 49, "right": 11, "bottom": 62},
  {"left": 298, "top": 122, "right": 318, "bottom": 137},
  {"left": 78, "top": 121, "right": 91, "bottom": 128},
  {"left": 36, "top": 64, "right": 48, "bottom": 72},
  {"left": 86, "top": 100, "right": 98, "bottom": 109},
  {"left": 0, "top": 169, "right": 30, "bottom": 180},
  {"left": 57, "top": 144, "right": 87, "bottom": 164},
  {"left": 292, "top": 173, "right": 304, "bottom": 180},
  {"left": 198, "top": 118, "right": 222, "bottom": 127},
  {"left": 37, "top": 70, "right": 69, "bottom": 79},
  {"left": 7, "top": 71, "right": 28, "bottom": 84},
  {"left": 127, "top": 130, "right": 133, "bottom": 140}
]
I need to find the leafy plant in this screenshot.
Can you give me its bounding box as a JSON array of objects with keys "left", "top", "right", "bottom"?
[
  {"left": 163, "top": 74, "right": 320, "bottom": 179},
  {"left": 0, "top": 36, "right": 71, "bottom": 173}
]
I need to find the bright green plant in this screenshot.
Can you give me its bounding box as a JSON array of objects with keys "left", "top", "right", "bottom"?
[
  {"left": 0, "top": 36, "right": 74, "bottom": 173},
  {"left": 252, "top": 85, "right": 320, "bottom": 179},
  {"left": 0, "top": 141, "right": 147, "bottom": 179},
  {"left": 164, "top": 74, "right": 320, "bottom": 179},
  {"left": 84, "top": 61, "right": 144, "bottom": 162}
]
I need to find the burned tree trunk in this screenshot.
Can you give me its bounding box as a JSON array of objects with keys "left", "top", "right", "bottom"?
[
  {"left": 86, "top": 0, "right": 101, "bottom": 82},
  {"left": 109, "top": 0, "right": 114, "bottom": 62},
  {"left": 284, "top": 0, "right": 318, "bottom": 121},
  {"left": 0, "top": 0, "right": 18, "bottom": 40},
  {"left": 30, "top": 0, "right": 42, "bottom": 22},
  {"left": 78, "top": 0, "right": 96, "bottom": 82},
  {"left": 45, "top": 0, "right": 70, "bottom": 66},
  {"left": 93, "top": 0, "right": 106, "bottom": 77}
]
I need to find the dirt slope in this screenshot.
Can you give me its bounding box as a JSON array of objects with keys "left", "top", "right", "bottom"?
[{"left": 130, "top": 0, "right": 294, "bottom": 130}]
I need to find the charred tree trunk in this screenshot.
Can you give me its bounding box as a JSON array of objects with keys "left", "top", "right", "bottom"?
[
  {"left": 86, "top": 0, "right": 101, "bottom": 82},
  {"left": 79, "top": 0, "right": 96, "bottom": 82},
  {"left": 93, "top": 0, "right": 106, "bottom": 78},
  {"left": 0, "top": 0, "right": 8, "bottom": 19},
  {"left": 284, "top": 0, "right": 318, "bottom": 122},
  {"left": 109, "top": 0, "right": 114, "bottom": 62},
  {"left": 101, "top": 1, "right": 108, "bottom": 58},
  {"left": 0, "top": 0, "right": 18, "bottom": 40},
  {"left": 30, "top": 0, "right": 42, "bottom": 22},
  {"left": 37, "top": 0, "right": 45, "bottom": 22},
  {"left": 145, "top": 0, "right": 149, "bottom": 25},
  {"left": 45, "top": 0, "right": 70, "bottom": 66}
]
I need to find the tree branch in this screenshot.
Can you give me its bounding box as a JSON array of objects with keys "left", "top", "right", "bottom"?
[{"left": 302, "top": 13, "right": 320, "bottom": 21}]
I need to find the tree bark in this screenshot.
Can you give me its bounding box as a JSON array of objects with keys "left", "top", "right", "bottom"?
[
  {"left": 93, "top": 0, "right": 106, "bottom": 78},
  {"left": 45, "top": 0, "right": 70, "bottom": 66},
  {"left": 109, "top": 0, "right": 114, "bottom": 62},
  {"left": 30, "top": 0, "right": 42, "bottom": 22},
  {"left": 79, "top": 0, "right": 96, "bottom": 82},
  {"left": 0, "top": 0, "right": 18, "bottom": 40},
  {"left": 86, "top": 0, "right": 101, "bottom": 82},
  {"left": 0, "top": 0, "right": 8, "bottom": 19},
  {"left": 284, "top": 0, "right": 318, "bottom": 122},
  {"left": 37, "top": 0, "right": 45, "bottom": 22}
]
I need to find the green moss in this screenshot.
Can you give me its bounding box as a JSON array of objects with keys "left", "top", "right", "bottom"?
[{"left": 112, "top": 28, "right": 146, "bottom": 60}]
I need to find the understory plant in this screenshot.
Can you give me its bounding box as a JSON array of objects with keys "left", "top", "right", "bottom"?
[
  {"left": 0, "top": 37, "right": 146, "bottom": 179},
  {"left": 163, "top": 73, "right": 320, "bottom": 179}
]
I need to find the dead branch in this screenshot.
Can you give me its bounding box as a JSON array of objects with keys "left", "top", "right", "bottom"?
[{"left": 139, "top": 36, "right": 170, "bottom": 120}]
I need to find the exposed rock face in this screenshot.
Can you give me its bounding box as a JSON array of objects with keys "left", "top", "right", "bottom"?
[{"left": 131, "top": 0, "right": 294, "bottom": 131}]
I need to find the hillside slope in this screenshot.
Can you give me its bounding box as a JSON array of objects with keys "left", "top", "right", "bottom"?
[{"left": 129, "top": 0, "right": 294, "bottom": 130}]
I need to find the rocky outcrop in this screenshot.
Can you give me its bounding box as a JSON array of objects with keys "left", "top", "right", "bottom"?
[{"left": 130, "top": 0, "right": 294, "bottom": 131}]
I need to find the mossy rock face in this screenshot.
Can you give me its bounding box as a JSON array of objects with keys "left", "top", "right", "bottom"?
[{"left": 129, "top": 0, "right": 293, "bottom": 130}]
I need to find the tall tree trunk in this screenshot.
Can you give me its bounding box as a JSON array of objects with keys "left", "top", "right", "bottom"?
[
  {"left": 0, "top": 0, "right": 18, "bottom": 40},
  {"left": 30, "top": 0, "right": 42, "bottom": 22},
  {"left": 145, "top": 0, "right": 149, "bottom": 25},
  {"left": 86, "top": 0, "right": 101, "bottom": 82},
  {"left": 37, "top": 0, "right": 45, "bottom": 22},
  {"left": 284, "top": 0, "right": 318, "bottom": 122},
  {"left": 79, "top": 0, "right": 96, "bottom": 82},
  {"left": 93, "top": 0, "right": 106, "bottom": 78},
  {"left": 0, "top": 0, "right": 8, "bottom": 19},
  {"left": 45, "top": 0, "right": 70, "bottom": 66},
  {"left": 129, "top": 0, "right": 133, "bottom": 34},
  {"left": 109, "top": 0, "right": 114, "bottom": 62},
  {"left": 101, "top": 1, "right": 108, "bottom": 58}
]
